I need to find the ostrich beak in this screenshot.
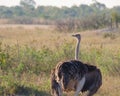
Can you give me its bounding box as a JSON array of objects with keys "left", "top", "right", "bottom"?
[{"left": 72, "top": 34, "right": 76, "bottom": 37}]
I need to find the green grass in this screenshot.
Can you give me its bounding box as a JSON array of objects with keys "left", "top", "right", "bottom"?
[
  {"left": 0, "top": 41, "right": 75, "bottom": 95},
  {"left": 0, "top": 40, "right": 120, "bottom": 95}
]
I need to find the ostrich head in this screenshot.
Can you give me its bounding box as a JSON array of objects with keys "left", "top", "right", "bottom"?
[{"left": 72, "top": 34, "right": 81, "bottom": 41}]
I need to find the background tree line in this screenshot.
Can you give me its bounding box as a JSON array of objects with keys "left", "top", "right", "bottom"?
[{"left": 0, "top": 0, "right": 120, "bottom": 31}]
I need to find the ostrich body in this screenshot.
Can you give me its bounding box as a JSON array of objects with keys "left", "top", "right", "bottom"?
[{"left": 51, "top": 34, "right": 102, "bottom": 96}]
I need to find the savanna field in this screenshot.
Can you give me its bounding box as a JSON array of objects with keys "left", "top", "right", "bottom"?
[{"left": 0, "top": 25, "right": 120, "bottom": 96}]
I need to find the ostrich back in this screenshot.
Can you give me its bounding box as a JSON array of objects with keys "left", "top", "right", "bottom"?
[{"left": 55, "top": 60, "right": 88, "bottom": 91}]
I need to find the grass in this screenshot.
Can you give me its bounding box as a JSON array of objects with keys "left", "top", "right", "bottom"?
[{"left": 0, "top": 25, "right": 120, "bottom": 96}]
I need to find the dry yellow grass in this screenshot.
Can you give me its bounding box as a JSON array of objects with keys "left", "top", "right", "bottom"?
[
  {"left": 0, "top": 25, "right": 67, "bottom": 49},
  {"left": 0, "top": 25, "right": 120, "bottom": 51},
  {"left": 0, "top": 25, "right": 120, "bottom": 96}
]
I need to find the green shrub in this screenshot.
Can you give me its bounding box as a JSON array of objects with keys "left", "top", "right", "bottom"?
[{"left": 0, "top": 41, "right": 120, "bottom": 95}]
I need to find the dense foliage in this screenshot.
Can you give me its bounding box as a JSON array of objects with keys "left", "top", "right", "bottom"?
[
  {"left": 0, "top": 1, "right": 120, "bottom": 32},
  {"left": 0, "top": 2, "right": 120, "bottom": 23}
]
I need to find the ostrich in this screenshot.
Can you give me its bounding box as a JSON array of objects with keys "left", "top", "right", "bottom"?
[{"left": 51, "top": 34, "right": 102, "bottom": 96}]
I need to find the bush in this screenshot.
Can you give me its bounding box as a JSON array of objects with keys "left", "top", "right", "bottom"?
[
  {"left": 0, "top": 41, "right": 120, "bottom": 95},
  {"left": 103, "top": 32, "right": 116, "bottom": 39}
]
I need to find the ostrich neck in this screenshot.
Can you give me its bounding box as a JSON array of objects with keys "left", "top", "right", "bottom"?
[{"left": 75, "top": 39, "right": 80, "bottom": 60}]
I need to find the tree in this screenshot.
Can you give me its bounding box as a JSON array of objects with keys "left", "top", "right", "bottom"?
[
  {"left": 91, "top": 1, "right": 106, "bottom": 11},
  {"left": 20, "top": 0, "right": 36, "bottom": 8},
  {"left": 111, "top": 11, "right": 120, "bottom": 28}
]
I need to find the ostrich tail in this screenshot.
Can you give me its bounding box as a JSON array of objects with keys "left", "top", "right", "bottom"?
[{"left": 51, "top": 69, "right": 62, "bottom": 96}]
